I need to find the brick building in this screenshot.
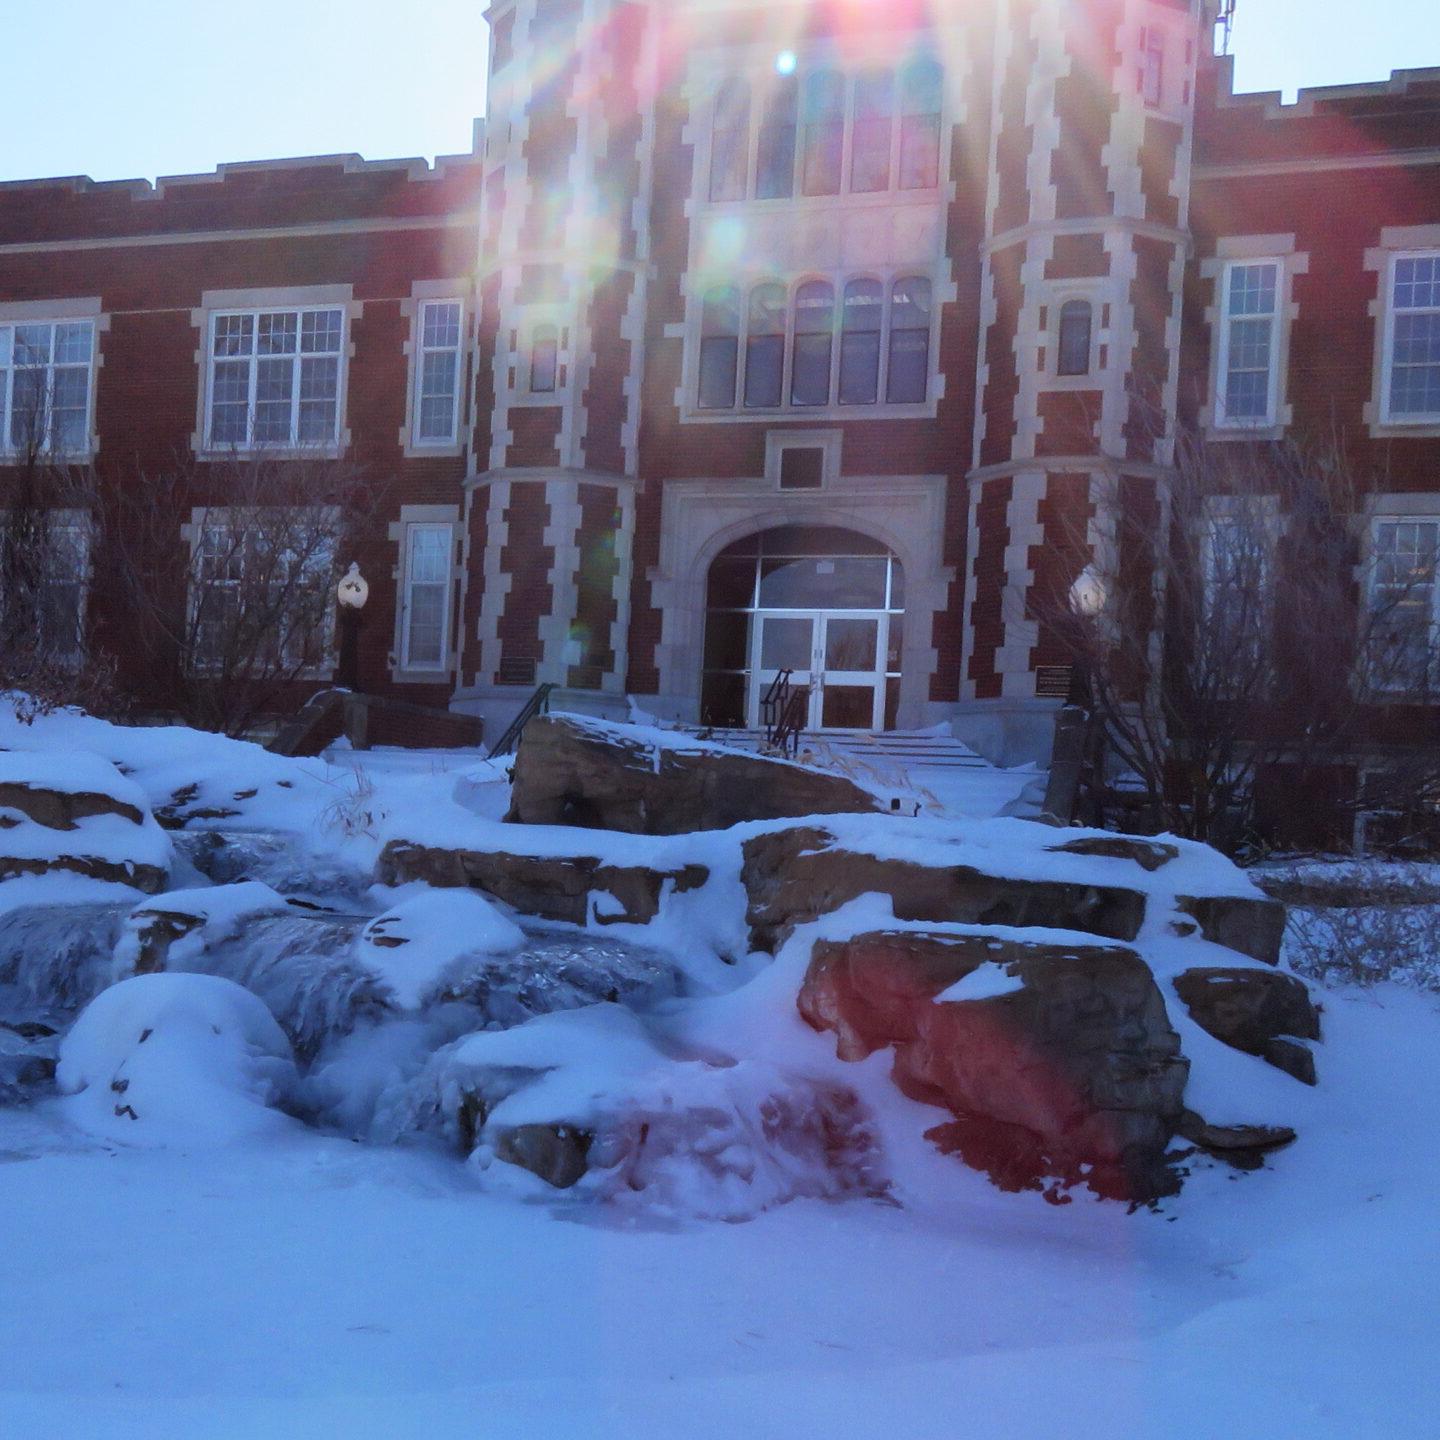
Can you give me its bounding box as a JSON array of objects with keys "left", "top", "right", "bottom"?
[{"left": 1, "top": 0, "right": 1437, "bottom": 767}]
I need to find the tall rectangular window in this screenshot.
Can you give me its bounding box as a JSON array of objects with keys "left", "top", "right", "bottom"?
[
  {"left": 1385, "top": 253, "right": 1440, "bottom": 422},
  {"left": 402, "top": 522, "right": 454, "bottom": 670},
  {"left": 208, "top": 306, "right": 345, "bottom": 450},
  {"left": 755, "top": 76, "right": 798, "bottom": 200},
  {"left": 1216, "top": 260, "right": 1280, "bottom": 427},
  {"left": 414, "top": 300, "right": 464, "bottom": 445},
  {"left": 0, "top": 320, "right": 96, "bottom": 455},
  {"left": 189, "top": 510, "right": 336, "bottom": 673},
  {"left": 1139, "top": 27, "right": 1165, "bottom": 108},
  {"left": 1200, "top": 506, "right": 1271, "bottom": 688},
  {"left": 1370, "top": 518, "right": 1439, "bottom": 694},
  {"left": 849, "top": 71, "right": 894, "bottom": 194},
  {"left": 0, "top": 509, "right": 91, "bottom": 665}
]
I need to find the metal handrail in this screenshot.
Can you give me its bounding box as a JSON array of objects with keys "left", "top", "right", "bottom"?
[
  {"left": 772, "top": 684, "right": 810, "bottom": 756},
  {"left": 760, "top": 668, "right": 809, "bottom": 756},
  {"left": 487, "top": 682, "right": 556, "bottom": 759},
  {"left": 760, "top": 668, "right": 793, "bottom": 744}
]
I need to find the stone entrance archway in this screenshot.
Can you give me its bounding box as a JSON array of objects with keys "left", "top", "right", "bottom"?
[
  {"left": 645, "top": 472, "right": 954, "bottom": 729},
  {"left": 701, "top": 526, "right": 904, "bottom": 731}
]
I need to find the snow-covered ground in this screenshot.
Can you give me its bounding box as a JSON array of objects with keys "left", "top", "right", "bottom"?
[
  {"left": 0, "top": 711, "right": 1436, "bottom": 1437},
  {"left": 2, "top": 985, "right": 1436, "bottom": 1438}
]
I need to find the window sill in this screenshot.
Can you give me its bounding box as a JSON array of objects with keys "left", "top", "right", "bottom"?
[
  {"left": 0, "top": 449, "right": 97, "bottom": 466},
  {"left": 1371, "top": 417, "right": 1440, "bottom": 439},
  {"left": 1205, "top": 419, "right": 1285, "bottom": 442},
  {"left": 682, "top": 400, "right": 936, "bottom": 425},
  {"left": 402, "top": 439, "right": 465, "bottom": 460},
  {"left": 390, "top": 664, "right": 454, "bottom": 685},
  {"left": 700, "top": 186, "right": 943, "bottom": 213},
  {"left": 199, "top": 444, "right": 346, "bottom": 462}
]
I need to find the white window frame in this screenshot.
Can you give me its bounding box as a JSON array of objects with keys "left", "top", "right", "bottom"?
[
  {"left": 0, "top": 318, "right": 98, "bottom": 459},
  {"left": 410, "top": 299, "right": 466, "bottom": 448},
  {"left": 204, "top": 304, "right": 348, "bottom": 453},
  {"left": 702, "top": 55, "right": 944, "bottom": 209},
  {"left": 686, "top": 268, "right": 938, "bottom": 421},
  {"left": 1379, "top": 250, "right": 1440, "bottom": 426},
  {"left": 1214, "top": 258, "right": 1283, "bottom": 430},
  {"left": 1367, "top": 513, "right": 1440, "bottom": 696},
  {"left": 398, "top": 520, "right": 456, "bottom": 673}
]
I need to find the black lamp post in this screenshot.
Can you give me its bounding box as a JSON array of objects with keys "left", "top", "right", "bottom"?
[
  {"left": 1067, "top": 562, "right": 1107, "bottom": 708},
  {"left": 336, "top": 561, "right": 369, "bottom": 693},
  {"left": 1043, "top": 562, "right": 1109, "bottom": 825},
  {"left": 1068, "top": 562, "right": 1108, "bottom": 825}
]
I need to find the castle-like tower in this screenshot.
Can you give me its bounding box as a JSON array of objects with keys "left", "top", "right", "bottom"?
[
  {"left": 965, "top": 0, "right": 1212, "bottom": 757},
  {"left": 456, "top": 0, "right": 1217, "bottom": 755},
  {"left": 457, "top": 0, "right": 656, "bottom": 720}
]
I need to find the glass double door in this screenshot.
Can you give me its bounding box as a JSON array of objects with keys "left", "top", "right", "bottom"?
[{"left": 749, "top": 610, "right": 889, "bottom": 732}]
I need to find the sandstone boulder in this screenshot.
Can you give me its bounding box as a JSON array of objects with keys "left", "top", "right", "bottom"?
[
  {"left": 0, "top": 751, "right": 171, "bottom": 894},
  {"left": 1173, "top": 893, "right": 1287, "bottom": 966},
  {"left": 506, "top": 713, "right": 882, "bottom": 835},
  {"left": 1172, "top": 967, "right": 1320, "bottom": 1085},
  {"left": 742, "top": 825, "right": 1147, "bottom": 953},
  {"left": 1176, "top": 1109, "right": 1298, "bottom": 1169},
  {"left": 1046, "top": 836, "right": 1180, "bottom": 872},
  {"left": 377, "top": 838, "right": 709, "bottom": 928},
  {"left": 798, "top": 928, "right": 1189, "bottom": 1201}
]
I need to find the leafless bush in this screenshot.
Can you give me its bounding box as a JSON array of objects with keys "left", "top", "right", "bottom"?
[
  {"left": 1274, "top": 859, "right": 1440, "bottom": 991},
  {"left": 1038, "top": 427, "right": 1439, "bottom": 847},
  {"left": 106, "top": 449, "right": 385, "bottom": 736},
  {"left": 0, "top": 396, "right": 120, "bottom": 721}
]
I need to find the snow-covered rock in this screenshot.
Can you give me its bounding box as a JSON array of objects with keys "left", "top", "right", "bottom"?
[
  {"left": 507, "top": 712, "right": 882, "bottom": 834},
  {"left": 119, "top": 885, "right": 387, "bottom": 1060},
  {"left": 389, "top": 1004, "right": 883, "bottom": 1219},
  {"left": 0, "top": 750, "right": 172, "bottom": 896},
  {"left": 57, "top": 973, "right": 297, "bottom": 1144},
  {"left": 359, "top": 890, "right": 525, "bottom": 1009}
]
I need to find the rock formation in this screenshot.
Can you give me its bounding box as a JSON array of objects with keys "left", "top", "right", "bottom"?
[{"left": 506, "top": 713, "right": 882, "bottom": 834}]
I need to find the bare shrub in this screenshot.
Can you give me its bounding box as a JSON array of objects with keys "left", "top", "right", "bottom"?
[
  {"left": 1037, "top": 427, "right": 1440, "bottom": 848},
  {"left": 0, "top": 390, "right": 120, "bottom": 721},
  {"left": 106, "top": 449, "right": 386, "bottom": 736},
  {"left": 1272, "top": 859, "right": 1440, "bottom": 991}
]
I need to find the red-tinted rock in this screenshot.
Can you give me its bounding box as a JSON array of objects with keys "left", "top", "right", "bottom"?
[{"left": 799, "top": 929, "right": 1189, "bottom": 1201}]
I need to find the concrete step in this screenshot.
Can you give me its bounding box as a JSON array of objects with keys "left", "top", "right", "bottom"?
[{"left": 697, "top": 728, "right": 994, "bottom": 771}]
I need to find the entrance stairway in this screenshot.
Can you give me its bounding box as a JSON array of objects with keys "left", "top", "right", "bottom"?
[
  {"left": 699, "top": 727, "right": 992, "bottom": 772},
  {"left": 690, "top": 725, "right": 1044, "bottom": 819}
]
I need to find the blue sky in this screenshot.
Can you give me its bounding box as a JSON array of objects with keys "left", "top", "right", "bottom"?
[{"left": 0, "top": 1, "right": 1436, "bottom": 183}]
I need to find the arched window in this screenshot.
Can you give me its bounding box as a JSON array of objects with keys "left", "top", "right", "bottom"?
[
  {"left": 886, "top": 277, "right": 931, "bottom": 403},
  {"left": 898, "top": 58, "right": 943, "bottom": 190},
  {"left": 801, "top": 70, "right": 845, "bottom": 197},
  {"left": 839, "top": 279, "right": 884, "bottom": 404},
  {"left": 755, "top": 75, "right": 799, "bottom": 200},
  {"left": 791, "top": 281, "right": 835, "bottom": 406},
  {"left": 709, "top": 79, "right": 751, "bottom": 202},
  {"left": 698, "top": 287, "right": 740, "bottom": 409},
  {"left": 1057, "top": 300, "right": 1093, "bottom": 376},
  {"left": 851, "top": 70, "right": 894, "bottom": 193},
  {"left": 744, "top": 283, "right": 787, "bottom": 408},
  {"left": 530, "top": 324, "right": 558, "bottom": 394}
]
